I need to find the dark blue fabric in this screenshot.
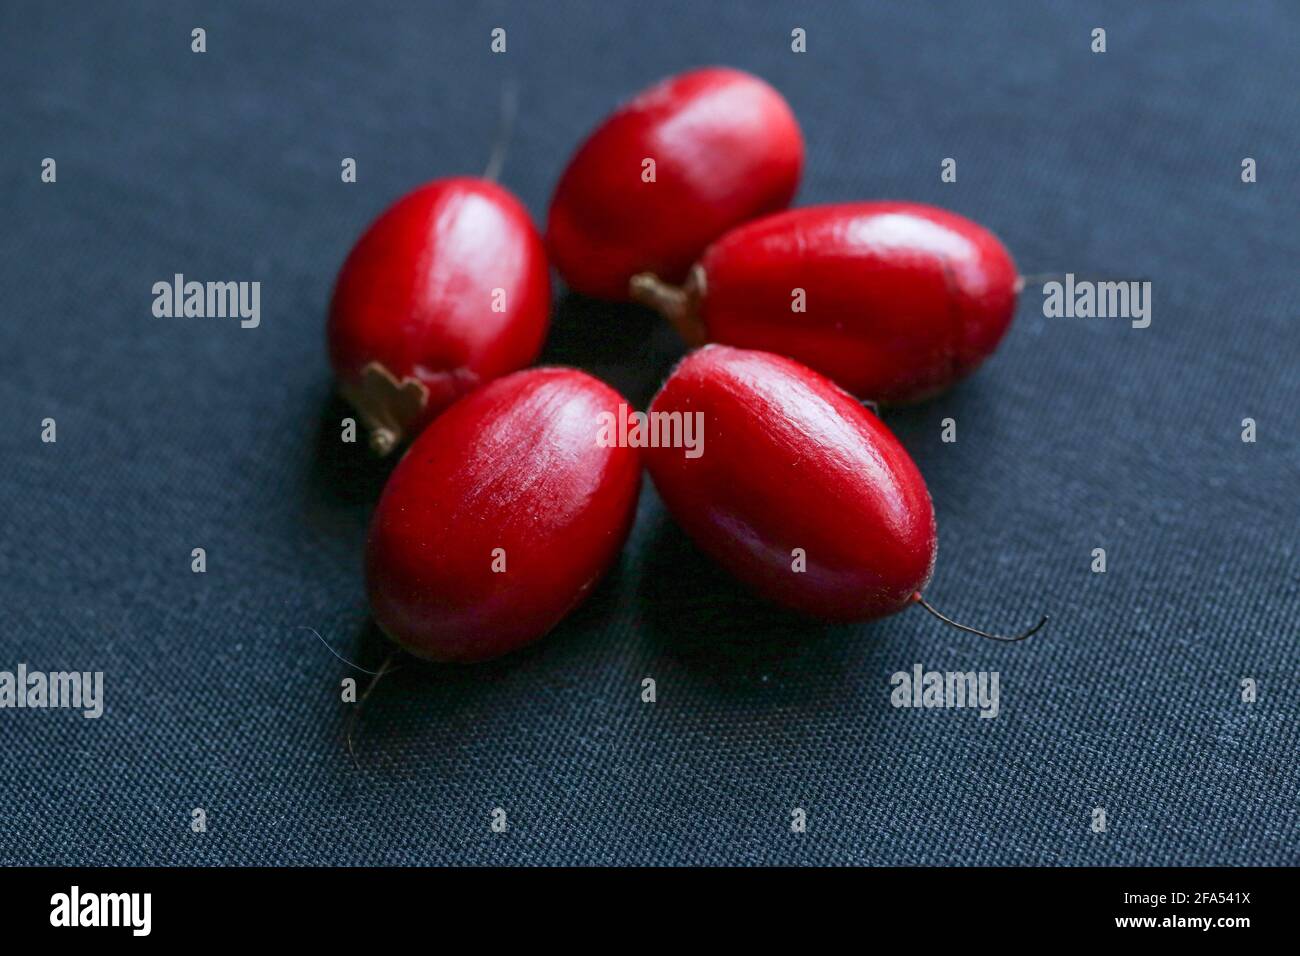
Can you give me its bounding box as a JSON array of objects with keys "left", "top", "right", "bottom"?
[{"left": 1, "top": 0, "right": 1296, "bottom": 866}]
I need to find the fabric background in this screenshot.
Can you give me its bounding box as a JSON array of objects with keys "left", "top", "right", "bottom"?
[{"left": 1, "top": 0, "right": 1296, "bottom": 866}]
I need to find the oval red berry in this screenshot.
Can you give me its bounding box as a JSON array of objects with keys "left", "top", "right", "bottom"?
[
  {"left": 640, "top": 202, "right": 1020, "bottom": 404},
  {"left": 366, "top": 368, "right": 642, "bottom": 662},
  {"left": 644, "top": 345, "right": 937, "bottom": 620},
  {"left": 329, "top": 177, "right": 551, "bottom": 454},
  {"left": 547, "top": 67, "right": 804, "bottom": 301}
]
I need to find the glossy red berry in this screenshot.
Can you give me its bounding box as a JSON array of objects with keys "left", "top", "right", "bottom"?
[
  {"left": 366, "top": 368, "right": 642, "bottom": 663},
  {"left": 547, "top": 66, "right": 804, "bottom": 301},
  {"left": 632, "top": 202, "right": 1020, "bottom": 404},
  {"left": 328, "top": 177, "right": 551, "bottom": 455},
  {"left": 644, "top": 345, "right": 937, "bottom": 621}
]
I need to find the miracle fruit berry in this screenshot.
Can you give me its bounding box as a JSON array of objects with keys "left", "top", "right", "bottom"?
[
  {"left": 632, "top": 202, "right": 1020, "bottom": 405},
  {"left": 644, "top": 346, "right": 1045, "bottom": 638},
  {"left": 546, "top": 66, "right": 804, "bottom": 301},
  {"left": 328, "top": 177, "right": 550, "bottom": 456},
  {"left": 646, "top": 345, "right": 936, "bottom": 620},
  {"left": 366, "top": 368, "right": 642, "bottom": 663}
]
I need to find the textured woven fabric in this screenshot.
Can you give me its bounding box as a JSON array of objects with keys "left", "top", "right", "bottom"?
[{"left": 1, "top": 0, "right": 1296, "bottom": 866}]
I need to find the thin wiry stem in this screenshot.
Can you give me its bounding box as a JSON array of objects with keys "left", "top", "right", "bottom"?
[
  {"left": 345, "top": 651, "right": 399, "bottom": 769},
  {"left": 912, "top": 594, "right": 1048, "bottom": 643},
  {"left": 482, "top": 80, "right": 519, "bottom": 182},
  {"left": 301, "top": 626, "right": 384, "bottom": 675}
]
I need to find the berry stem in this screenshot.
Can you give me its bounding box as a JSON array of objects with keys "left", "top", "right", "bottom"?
[
  {"left": 346, "top": 650, "right": 399, "bottom": 769},
  {"left": 911, "top": 593, "right": 1047, "bottom": 643},
  {"left": 1015, "top": 272, "right": 1068, "bottom": 292},
  {"left": 629, "top": 271, "right": 707, "bottom": 346},
  {"left": 337, "top": 361, "right": 428, "bottom": 458},
  {"left": 369, "top": 426, "right": 399, "bottom": 457},
  {"left": 482, "top": 80, "right": 518, "bottom": 183}
]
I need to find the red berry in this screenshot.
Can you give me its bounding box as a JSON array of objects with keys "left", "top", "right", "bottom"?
[
  {"left": 644, "top": 345, "right": 937, "bottom": 621},
  {"left": 631, "top": 202, "right": 1020, "bottom": 404},
  {"left": 547, "top": 67, "right": 804, "bottom": 301},
  {"left": 366, "top": 368, "right": 642, "bottom": 663},
  {"left": 328, "top": 177, "right": 551, "bottom": 455}
]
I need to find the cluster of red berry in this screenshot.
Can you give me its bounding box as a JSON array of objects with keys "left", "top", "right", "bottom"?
[{"left": 326, "top": 67, "right": 1042, "bottom": 663}]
